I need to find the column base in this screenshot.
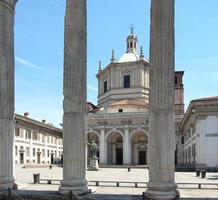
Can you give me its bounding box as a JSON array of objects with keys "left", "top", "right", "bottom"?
[
  {"left": 145, "top": 182, "right": 179, "bottom": 200},
  {"left": 0, "top": 176, "right": 15, "bottom": 190},
  {"left": 59, "top": 179, "right": 88, "bottom": 195}
]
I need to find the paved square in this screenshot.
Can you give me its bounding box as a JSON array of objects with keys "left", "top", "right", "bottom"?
[{"left": 15, "top": 166, "right": 218, "bottom": 199}]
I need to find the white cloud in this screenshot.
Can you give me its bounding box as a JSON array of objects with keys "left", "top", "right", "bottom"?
[
  {"left": 15, "top": 56, "right": 61, "bottom": 77},
  {"left": 15, "top": 56, "right": 44, "bottom": 71},
  {"left": 88, "top": 85, "right": 98, "bottom": 92}
]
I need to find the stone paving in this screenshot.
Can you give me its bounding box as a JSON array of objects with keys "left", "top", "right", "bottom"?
[{"left": 14, "top": 166, "right": 218, "bottom": 199}]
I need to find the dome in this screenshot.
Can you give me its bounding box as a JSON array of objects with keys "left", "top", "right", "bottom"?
[{"left": 118, "top": 52, "right": 140, "bottom": 63}]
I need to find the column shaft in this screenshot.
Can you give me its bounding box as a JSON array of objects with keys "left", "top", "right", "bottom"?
[
  {"left": 99, "top": 130, "right": 106, "bottom": 165},
  {"left": 146, "top": 0, "right": 179, "bottom": 199},
  {"left": 59, "top": 0, "right": 88, "bottom": 195},
  {"left": 0, "top": 0, "right": 17, "bottom": 190},
  {"left": 123, "top": 129, "right": 130, "bottom": 165}
]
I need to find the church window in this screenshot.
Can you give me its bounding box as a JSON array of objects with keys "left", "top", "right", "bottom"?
[
  {"left": 124, "top": 75, "right": 130, "bottom": 88},
  {"left": 104, "top": 80, "right": 107, "bottom": 93}
]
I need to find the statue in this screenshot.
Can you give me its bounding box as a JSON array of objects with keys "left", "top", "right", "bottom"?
[{"left": 90, "top": 141, "right": 98, "bottom": 158}]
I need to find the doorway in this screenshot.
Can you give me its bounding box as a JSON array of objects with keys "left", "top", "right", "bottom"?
[
  {"left": 138, "top": 151, "right": 146, "bottom": 165},
  {"left": 19, "top": 152, "right": 24, "bottom": 164},
  {"left": 116, "top": 148, "right": 123, "bottom": 165},
  {"left": 51, "top": 153, "right": 54, "bottom": 164}
]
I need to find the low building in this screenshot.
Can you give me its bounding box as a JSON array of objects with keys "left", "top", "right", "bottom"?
[
  {"left": 14, "top": 113, "right": 63, "bottom": 165},
  {"left": 179, "top": 97, "right": 218, "bottom": 170}
]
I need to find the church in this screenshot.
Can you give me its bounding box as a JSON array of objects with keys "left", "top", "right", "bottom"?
[{"left": 86, "top": 29, "right": 184, "bottom": 166}]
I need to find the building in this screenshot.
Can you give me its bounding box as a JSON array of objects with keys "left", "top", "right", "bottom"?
[
  {"left": 86, "top": 30, "right": 184, "bottom": 166},
  {"left": 14, "top": 112, "right": 63, "bottom": 165},
  {"left": 179, "top": 97, "right": 218, "bottom": 170}
]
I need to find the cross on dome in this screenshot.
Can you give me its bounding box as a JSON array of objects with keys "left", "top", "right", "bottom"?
[{"left": 130, "top": 24, "right": 134, "bottom": 35}]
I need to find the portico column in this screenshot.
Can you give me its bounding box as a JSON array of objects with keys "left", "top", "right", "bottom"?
[
  {"left": 59, "top": 0, "right": 88, "bottom": 195},
  {"left": 145, "top": 0, "right": 179, "bottom": 199},
  {"left": 123, "top": 128, "right": 130, "bottom": 165},
  {"left": 0, "top": 0, "right": 17, "bottom": 190},
  {"left": 99, "top": 129, "right": 106, "bottom": 165}
]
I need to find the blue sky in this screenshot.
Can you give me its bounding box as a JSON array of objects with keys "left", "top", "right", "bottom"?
[{"left": 15, "top": 0, "right": 218, "bottom": 126}]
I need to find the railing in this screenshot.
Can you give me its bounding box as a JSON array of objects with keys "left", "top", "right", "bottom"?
[
  {"left": 0, "top": 188, "right": 80, "bottom": 200},
  {"left": 0, "top": 188, "right": 25, "bottom": 200},
  {"left": 39, "top": 179, "right": 218, "bottom": 190}
]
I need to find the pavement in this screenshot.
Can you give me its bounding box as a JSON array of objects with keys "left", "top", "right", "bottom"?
[{"left": 14, "top": 165, "right": 218, "bottom": 199}]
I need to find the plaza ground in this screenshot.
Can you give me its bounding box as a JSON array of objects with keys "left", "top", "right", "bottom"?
[{"left": 14, "top": 166, "right": 218, "bottom": 199}]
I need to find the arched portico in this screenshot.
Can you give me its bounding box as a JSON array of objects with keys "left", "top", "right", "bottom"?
[
  {"left": 106, "top": 131, "right": 124, "bottom": 165},
  {"left": 130, "top": 130, "right": 148, "bottom": 165}
]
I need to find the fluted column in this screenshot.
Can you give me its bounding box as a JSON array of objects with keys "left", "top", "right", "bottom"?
[
  {"left": 59, "top": 0, "right": 88, "bottom": 195},
  {"left": 145, "top": 0, "right": 179, "bottom": 199},
  {"left": 0, "top": 0, "right": 17, "bottom": 190}
]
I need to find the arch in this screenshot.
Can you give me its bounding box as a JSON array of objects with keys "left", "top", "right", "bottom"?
[
  {"left": 105, "top": 129, "right": 124, "bottom": 141},
  {"left": 130, "top": 129, "right": 148, "bottom": 165},
  {"left": 87, "top": 131, "right": 100, "bottom": 165},
  {"left": 106, "top": 130, "right": 124, "bottom": 165},
  {"left": 130, "top": 128, "right": 148, "bottom": 141},
  {"left": 86, "top": 130, "right": 100, "bottom": 138}
]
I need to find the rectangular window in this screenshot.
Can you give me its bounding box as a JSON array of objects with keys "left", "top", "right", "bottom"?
[
  {"left": 33, "top": 132, "right": 37, "bottom": 140},
  {"left": 42, "top": 149, "right": 45, "bottom": 157},
  {"left": 33, "top": 148, "right": 36, "bottom": 156},
  {"left": 15, "top": 128, "right": 20, "bottom": 137},
  {"left": 124, "top": 75, "right": 130, "bottom": 88},
  {"left": 26, "top": 147, "right": 30, "bottom": 157},
  {"left": 104, "top": 80, "right": 107, "bottom": 93},
  {"left": 15, "top": 146, "right": 18, "bottom": 156},
  {"left": 42, "top": 135, "right": 45, "bottom": 143},
  {"left": 47, "top": 150, "right": 50, "bottom": 158}
]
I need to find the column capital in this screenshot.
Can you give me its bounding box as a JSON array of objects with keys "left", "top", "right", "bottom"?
[{"left": 1, "top": 0, "right": 17, "bottom": 10}]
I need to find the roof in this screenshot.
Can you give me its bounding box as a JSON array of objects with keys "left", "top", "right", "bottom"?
[
  {"left": 109, "top": 99, "right": 148, "bottom": 107},
  {"left": 180, "top": 96, "right": 218, "bottom": 131},
  {"left": 15, "top": 113, "right": 62, "bottom": 137},
  {"left": 118, "top": 52, "right": 140, "bottom": 63},
  {"left": 191, "top": 96, "right": 218, "bottom": 102}
]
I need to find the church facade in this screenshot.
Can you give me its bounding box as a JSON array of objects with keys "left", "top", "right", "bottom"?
[{"left": 86, "top": 30, "right": 184, "bottom": 166}]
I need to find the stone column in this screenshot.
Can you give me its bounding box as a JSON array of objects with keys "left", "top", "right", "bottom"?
[
  {"left": 99, "top": 129, "right": 106, "bottom": 165},
  {"left": 0, "top": 0, "right": 17, "bottom": 190},
  {"left": 59, "top": 0, "right": 88, "bottom": 195},
  {"left": 145, "top": 0, "right": 179, "bottom": 199},
  {"left": 123, "top": 128, "right": 130, "bottom": 165}
]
